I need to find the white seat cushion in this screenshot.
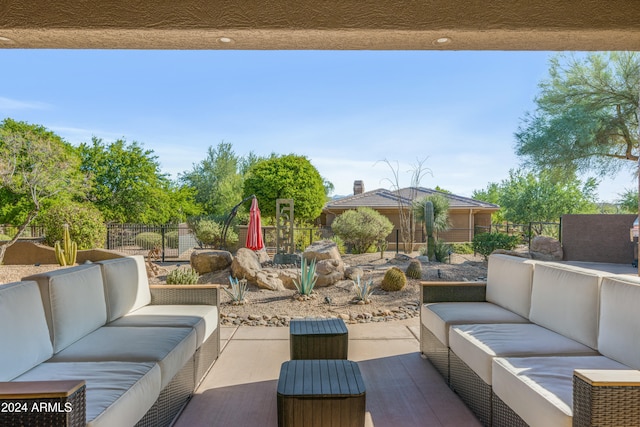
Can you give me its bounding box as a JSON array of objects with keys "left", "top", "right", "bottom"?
[
  {"left": 97, "top": 256, "right": 151, "bottom": 322},
  {"left": 422, "top": 302, "right": 528, "bottom": 346},
  {"left": 449, "top": 323, "right": 598, "bottom": 384},
  {"left": 24, "top": 264, "right": 108, "bottom": 353},
  {"left": 492, "top": 356, "right": 630, "bottom": 427},
  {"left": 485, "top": 254, "right": 536, "bottom": 318},
  {"left": 15, "top": 361, "right": 161, "bottom": 427},
  {"left": 529, "top": 263, "right": 602, "bottom": 349},
  {"left": 0, "top": 281, "right": 53, "bottom": 380},
  {"left": 108, "top": 304, "right": 218, "bottom": 347},
  {"left": 49, "top": 326, "right": 196, "bottom": 388},
  {"left": 598, "top": 276, "right": 640, "bottom": 369}
]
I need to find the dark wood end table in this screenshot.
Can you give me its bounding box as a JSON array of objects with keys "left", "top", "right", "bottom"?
[
  {"left": 277, "top": 359, "right": 366, "bottom": 427},
  {"left": 290, "top": 318, "right": 348, "bottom": 360}
]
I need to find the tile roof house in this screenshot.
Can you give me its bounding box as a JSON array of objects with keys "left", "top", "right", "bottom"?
[{"left": 321, "top": 181, "right": 500, "bottom": 244}]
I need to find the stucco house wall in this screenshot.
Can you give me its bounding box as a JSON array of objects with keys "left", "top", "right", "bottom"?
[{"left": 322, "top": 185, "right": 499, "bottom": 244}]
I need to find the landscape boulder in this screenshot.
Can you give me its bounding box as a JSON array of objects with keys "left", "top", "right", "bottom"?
[
  {"left": 255, "top": 249, "right": 271, "bottom": 264},
  {"left": 260, "top": 267, "right": 298, "bottom": 290},
  {"left": 314, "top": 259, "right": 345, "bottom": 287},
  {"left": 255, "top": 270, "right": 286, "bottom": 291},
  {"left": 231, "top": 248, "right": 262, "bottom": 282},
  {"left": 530, "top": 236, "right": 563, "bottom": 261},
  {"left": 190, "top": 250, "right": 233, "bottom": 274},
  {"left": 344, "top": 266, "right": 364, "bottom": 280},
  {"left": 303, "top": 240, "right": 342, "bottom": 262}
]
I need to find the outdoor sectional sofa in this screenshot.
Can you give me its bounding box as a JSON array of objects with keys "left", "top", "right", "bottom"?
[
  {"left": 0, "top": 255, "right": 220, "bottom": 427},
  {"left": 421, "top": 253, "right": 640, "bottom": 427}
]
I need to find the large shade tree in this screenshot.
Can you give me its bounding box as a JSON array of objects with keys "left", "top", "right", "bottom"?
[
  {"left": 515, "top": 52, "right": 639, "bottom": 179},
  {"left": 0, "top": 118, "right": 84, "bottom": 263},
  {"left": 515, "top": 52, "right": 640, "bottom": 269},
  {"left": 79, "top": 137, "right": 200, "bottom": 223},
  {"left": 180, "top": 142, "right": 250, "bottom": 218},
  {"left": 243, "top": 154, "right": 328, "bottom": 222},
  {"left": 474, "top": 169, "right": 598, "bottom": 234}
]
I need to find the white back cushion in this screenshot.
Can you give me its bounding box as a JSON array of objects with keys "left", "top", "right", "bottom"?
[
  {"left": 598, "top": 276, "right": 640, "bottom": 369},
  {"left": 0, "top": 281, "right": 53, "bottom": 380},
  {"left": 97, "top": 256, "right": 151, "bottom": 322},
  {"left": 25, "top": 264, "right": 107, "bottom": 353},
  {"left": 529, "top": 263, "right": 602, "bottom": 349},
  {"left": 486, "top": 254, "right": 536, "bottom": 318}
]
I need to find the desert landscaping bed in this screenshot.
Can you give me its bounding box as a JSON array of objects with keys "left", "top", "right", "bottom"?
[{"left": 1, "top": 252, "right": 487, "bottom": 326}]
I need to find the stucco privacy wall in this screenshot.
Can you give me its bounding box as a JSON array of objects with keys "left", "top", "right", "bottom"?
[
  {"left": 1, "top": 0, "right": 640, "bottom": 50},
  {"left": 0, "top": 240, "right": 124, "bottom": 265},
  {"left": 561, "top": 214, "right": 636, "bottom": 264}
]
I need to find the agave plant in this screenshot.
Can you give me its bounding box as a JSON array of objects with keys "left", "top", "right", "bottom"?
[
  {"left": 293, "top": 257, "right": 318, "bottom": 297},
  {"left": 352, "top": 275, "right": 374, "bottom": 304},
  {"left": 224, "top": 276, "right": 248, "bottom": 305}
]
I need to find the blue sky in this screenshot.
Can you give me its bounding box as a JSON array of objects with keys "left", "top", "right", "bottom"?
[{"left": 0, "top": 49, "right": 634, "bottom": 202}]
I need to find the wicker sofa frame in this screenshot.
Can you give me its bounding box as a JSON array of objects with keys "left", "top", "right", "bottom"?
[
  {"left": 420, "top": 277, "right": 640, "bottom": 427},
  {"left": 0, "top": 282, "right": 220, "bottom": 427}
]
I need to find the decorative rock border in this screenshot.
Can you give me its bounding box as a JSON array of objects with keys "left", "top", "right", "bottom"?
[{"left": 219, "top": 301, "right": 421, "bottom": 327}]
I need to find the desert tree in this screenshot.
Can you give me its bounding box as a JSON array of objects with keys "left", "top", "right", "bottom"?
[
  {"left": 0, "top": 118, "right": 83, "bottom": 263},
  {"left": 379, "top": 158, "right": 432, "bottom": 253},
  {"left": 179, "top": 141, "right": 248, "bottom": 218},
  {"left": 515, "top": 52, "right": 639, "bottom": 178}
]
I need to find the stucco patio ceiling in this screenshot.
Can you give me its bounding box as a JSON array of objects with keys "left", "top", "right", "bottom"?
[{"left": 1, "top": 0, "right": 639, "bottom": 50}]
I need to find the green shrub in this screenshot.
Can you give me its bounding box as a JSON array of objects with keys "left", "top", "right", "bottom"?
[
  {"left": 166, "top": 266, "right": 200, "bottom": 285},
  {"left": 329, "top": 235, "right": 346, "bottom": 254},
  {"left": 331, "top": 207, "right": 393, "bottom": 254},
  {"left": 188, "top": 218, "right": 237, "bottom": 248},
  {"left": 472, "top": 232, "right": 521, "bottom": 260},
  {"left": 294, "top": 224, "right": 322, "bottom": 251},
  {"left": 433, "top": 240, "right": 452, "bottom": 262},
  {"left": 41, "top": 202, "right": 107, "bottom": 250},
  {"left": 0, "top": 233, "right": 11, "bottom": 241},
  {"left": 450, "top": 242, "right": 474, "bottom": 254},
  {"left": 193, "top": 219, "right": 221, "bottom": 247},
  {"left": 135, "top": 232, "right": 163, "bottom": 250},
  {"left": 165, "top": 230, "right": 179, "bottom": 249}
]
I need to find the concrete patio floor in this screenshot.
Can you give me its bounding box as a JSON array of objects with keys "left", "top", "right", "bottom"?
[{"left": 175, "top": 317, "right": 481, "bottom": 427}]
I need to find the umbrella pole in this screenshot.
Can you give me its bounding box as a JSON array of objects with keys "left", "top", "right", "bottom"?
[{"left": 221, "top": 194, "right": 255, "bottom": 250}]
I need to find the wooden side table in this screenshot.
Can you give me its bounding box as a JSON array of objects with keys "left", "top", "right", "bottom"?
[
  {"left": 277, "top": 359, "right": 366, "bottom": 427},
  {"left": 290, "top": 318, "right": 348, "bottom": 360}
]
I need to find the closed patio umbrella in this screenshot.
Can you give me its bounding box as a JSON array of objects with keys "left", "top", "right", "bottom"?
[{"left": 246, "top": 196, "right": 264, "bottom": 251}]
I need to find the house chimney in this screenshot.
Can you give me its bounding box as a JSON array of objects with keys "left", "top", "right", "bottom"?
[{"left": 353, "top": 180, "right": 364, "bottom": 195}]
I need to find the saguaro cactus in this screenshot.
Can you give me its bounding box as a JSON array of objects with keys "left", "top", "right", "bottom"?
[
  {"left": 55, "top": 224, "right": 77, "bottom": 266},
  {"left": 424, "top": 201, "right": 435, "bottom": 260}
]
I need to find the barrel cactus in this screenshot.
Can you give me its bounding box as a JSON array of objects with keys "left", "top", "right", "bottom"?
[
  {"left": 381, "top": 267, "right": 407, "bottom": 291},
  {"left": 405, "top": 259, "right": 422, "bottom": 279}
]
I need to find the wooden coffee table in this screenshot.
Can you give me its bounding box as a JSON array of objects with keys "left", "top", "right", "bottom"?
[
  {"left": 277, "top": 359, "right": 366, "bottom": 427},
  {"left": 289, "top": 318, "right": 348, "bottom": 360}
]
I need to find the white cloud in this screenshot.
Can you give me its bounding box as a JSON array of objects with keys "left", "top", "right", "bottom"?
[
  {"left": 49, "top": 126, "right": 124, "bottom": 145},
  {"left": 0, "top": 96, "right": 49, "bottom": 111}
]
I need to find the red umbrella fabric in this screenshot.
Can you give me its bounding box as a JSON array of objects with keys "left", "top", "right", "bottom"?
[{"left": 246, "top": 197, "right": 264, "bottom": 251}]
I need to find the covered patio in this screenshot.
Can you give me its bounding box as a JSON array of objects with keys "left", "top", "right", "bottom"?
[{"left": 175, "top": 317, "right": 481, "bottom": 426}]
